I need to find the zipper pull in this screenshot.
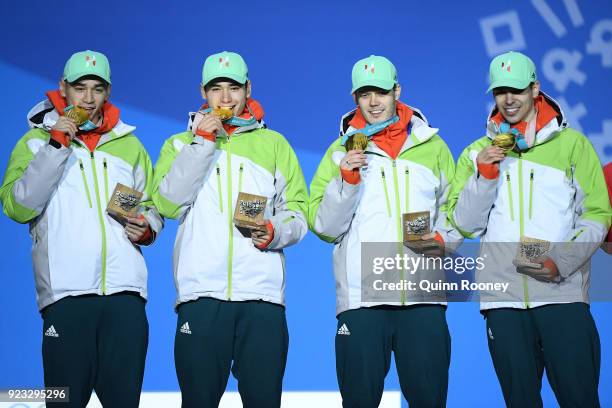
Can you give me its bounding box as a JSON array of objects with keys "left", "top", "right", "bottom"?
[
  {"left": 506, "top": 173, "right": 510, "bottom": 182},
  {"left": 530, "top": 169, "right": 534, "bottom": 180},
  {"left": 216, "top": 166, "right": 221, "bottom": 175},
  {"left": 103, "top": 158, "right": 107, "bottom": 169},
  {"left": 79, "top": 160, "right": 85, "bottom": 170}
]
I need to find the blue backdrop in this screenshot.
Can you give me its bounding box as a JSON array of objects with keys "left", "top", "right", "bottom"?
[{"left": 1, "top": 0, "right": 611, "bottom": 406}]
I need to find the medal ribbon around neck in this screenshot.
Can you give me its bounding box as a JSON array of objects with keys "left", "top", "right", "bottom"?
[
  {"left": 341, "top": 115, "right": 399, "bottom": 146},
  {"left": 499, "top": 122, "right": 530, "bottom": 151}
]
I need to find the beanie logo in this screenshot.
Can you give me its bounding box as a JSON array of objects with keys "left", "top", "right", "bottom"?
[
  {"left": 501, "top": 60, "right": 511, "bottom": 72},
  {"left": 364, "top": 63, "right": 375, "bottom": 74},
  {"left": 219, "top": 56, "right": 231, "bottom": 69},
  {"left": 85, "top": 55, "right": 97, "bottom": 67}
]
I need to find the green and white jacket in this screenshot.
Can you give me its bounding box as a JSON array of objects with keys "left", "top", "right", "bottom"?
[
  {"left": 153, "top": 111, "right": 308, "bottom": 307},
  {"left": 308, "top": 106, "right": 462, "bottom": 315},
  {"left": 0, "top": 99, "right": 163, "bottom": 310},
  {"left": 448, "top": 93, "right": 612, "bottom": 310}
]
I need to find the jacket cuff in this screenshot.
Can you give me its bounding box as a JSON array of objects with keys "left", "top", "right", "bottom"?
[
  {"left": 195, "top": 128, "right": 216, "bottom": 143},
  {"left": 135, "top": 214, "right": 154, "bottom": 246},
  {"left": 340, "top": 167, "right": 361, "bottom": 185},
  {"left": 50, "top": 130, "right": 70, "bottom": 148},
  {"left": 542, "top": 257, "right": 560, "bottom": 281},
  {"left": 477, "top": 162, "right": 499, "bottom": 180},
  {"left": 255, "top": 221, "right": 275, "bottom": 249}
]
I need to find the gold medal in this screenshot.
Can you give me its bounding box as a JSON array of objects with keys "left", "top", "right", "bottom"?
[
  {"left": 345, "top": 133, "right": 368, "bottom": 151},
  {"left": 492, "top": 133, "right": 516, "bottom": 152},
  {"left": 213, "top": 107, "right": 233, "bottom": 121},
  {"left": 64, "top": 106, "right": 90, "bottom": 126}
]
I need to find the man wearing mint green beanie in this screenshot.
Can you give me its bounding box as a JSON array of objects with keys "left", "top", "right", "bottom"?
[
  {"left": 448, "top": 51, "right": 610, "bottom": 407},
  {"left": 0, "top": 50, "right": 162, "bottom": 407},
  {"left": 153, "top": 51, "right": 308, "bottom": 407},
  {"left": 309, "top": 55, "right": 462, "bottom": 407}
]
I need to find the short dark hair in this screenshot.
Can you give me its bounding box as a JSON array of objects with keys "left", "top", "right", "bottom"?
[
  {"left": 203, "top": 77, "right": 247, "bottom": 93},
  {"left": 353, "top": 84, "right": 397, "bottom": 103},
  {"left": 492, "top": 83, "right": 534, "bottom": 96},
  {"left": 67, "top": 75, "right": 110, "bottom": 89}
]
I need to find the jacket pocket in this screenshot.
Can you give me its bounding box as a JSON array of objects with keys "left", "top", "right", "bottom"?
[
  {"left": 238, "top": 162, "right": 244, "bottom": 193},
  {"left": 103, "top": 158, "right": 109, "bottom": 205},
  {"left": 79, "top": 159, "right": 93, "bottom": 208},
  {"left": 528, "top": 169, "right": 534, "bottom": 220},
  {"left": 380, "top": 167, "right": 391, "bottom": 217},
  {"left": 216, "top": 164, "right": 223, "bottom": 213},
  {"left": 505, "top": 171, "right": 514, "bottom": 222},
  {"left": 404, "top": 167, "right": 410, "bottom": 213}
]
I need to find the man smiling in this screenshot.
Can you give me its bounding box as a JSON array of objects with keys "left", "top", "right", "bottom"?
[
  {"left": 0, "top": 50, "right": 162, "bottom": 407},
  {"left": 449, "top": 51, "right": 611, "bottom": 407},
  {"left": 153, "top": 51, "right": 307, "bottom": 407},
  {"left": 309, "top": 55, "right": 461, "bottom": 407}
]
